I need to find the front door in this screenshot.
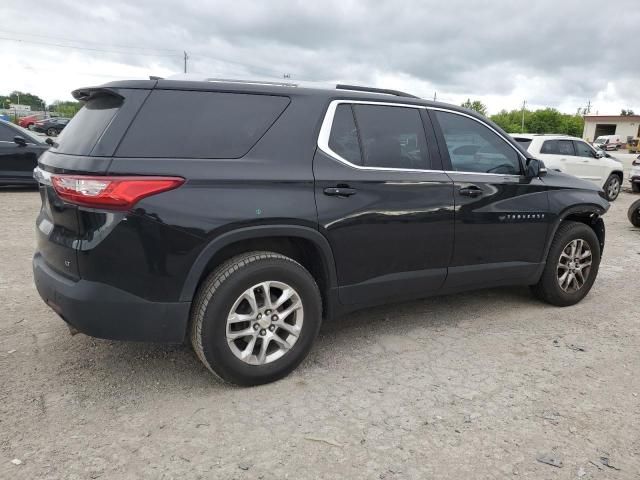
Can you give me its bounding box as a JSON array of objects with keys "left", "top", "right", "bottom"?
[
  {"left": 571, "top": 139, "right": 609, "bottom": 185},
  {"left": 314, "top": 101, "right": 454, "bottom": 306},
  {"left": 430, "top": 109, "right": 550, "bottom": 289}
]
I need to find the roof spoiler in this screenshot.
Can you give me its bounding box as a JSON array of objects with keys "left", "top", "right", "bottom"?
[{"left": 71, "top": 87, "right": 125, "bottom": 102}]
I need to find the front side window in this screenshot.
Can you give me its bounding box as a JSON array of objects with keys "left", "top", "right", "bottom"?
[
  {"left": 352, "top": 104, "right": 430, "bottom": 170},
  {"left": 574, "top": 141, "right": 595, "bottom": 158},
  {"left": 328, "top": 104, "right": 362, "bottom": 165},
  {"left": 0, "top": 123, "right": 16, "bottom": 142},
  {"left": 435, "top": 111, "right": 521, "bottom": 175}
]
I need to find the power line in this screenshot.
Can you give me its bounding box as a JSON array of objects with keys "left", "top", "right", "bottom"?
[
  {"left": 0, "top": 30, "right": 180, "bottom": 53},
  {"left": 0, "top": 36, "right": 182, "bottom": 57}
]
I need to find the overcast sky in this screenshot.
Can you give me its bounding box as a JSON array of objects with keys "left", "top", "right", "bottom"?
[{"left": 1, "top": 0, "right": 638, "bottom": 115}]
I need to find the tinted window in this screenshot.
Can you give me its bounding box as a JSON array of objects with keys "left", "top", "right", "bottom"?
[
  {"left": 54, "top": 95, "right": 122, "bottom": 155},
  {"left": 558, "top": 140, "right": 575, "bottom": 155},
  {"left": 541, "top": 139, "right": 575, "bottom": 155},
  {"left": 574, "top": 141, "right": 595, "bottom": 158},
  {"left": 435, "top": 111, "right": 521, "bottom": 175},
  {"left": 352, "top": 104, "right": 429, "bottom": 169},
  {"left": 328, "top": 104, "right": 362, "bottom": 165},
  {"left": 118, "top": 90, "right": 290, "bottom": 159},
  {"left": 0, "top": 123, "right": 16, "bottom": 142}
]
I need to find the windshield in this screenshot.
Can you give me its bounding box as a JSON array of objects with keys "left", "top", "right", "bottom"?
[{"left": 594, "top": 137, "right": 608, "bottom": 143}]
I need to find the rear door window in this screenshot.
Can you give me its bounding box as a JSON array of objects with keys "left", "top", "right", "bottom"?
[
  {"left": 117, "top": 90, "right": 290, "bottom": 159},
  {"left": 53, "top": 94, "right": 122, "bottom": 155},
  {"left": 328, "top": 104, "right": 362, "bottom": 165},
  {"left": 352, "top": 104, "right": 430, "bottom": 170},
  {"left": 557, "top": 140, "right": 575, "bottom": 156}
]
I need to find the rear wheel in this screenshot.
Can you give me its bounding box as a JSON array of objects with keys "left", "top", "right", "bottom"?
[
  {"left": 628, "top": 199, "right": 640, "bottom": 227},
  {"left": 190, "top": 251, "right": 322, "bottom": 386},
  {"left": 531, "top": 221, "right": 600, "bottom": 306},
  {"left": 603, "top": 174, "right": 621, "bottom": 201},
  {"left": 46, "top": 127, "right": 57, "bottom": 137}
]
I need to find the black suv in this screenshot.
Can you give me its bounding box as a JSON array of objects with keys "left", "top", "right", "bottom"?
[{"left": 33, "top": 79, "right": 608, "bottom": 385}]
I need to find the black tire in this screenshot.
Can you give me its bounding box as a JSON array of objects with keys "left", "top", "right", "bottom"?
[
  {"left": 628, "top": 199, "right": 640, "bottom": 227},
  {"left": 46, "top": 127, "right": 57, "bottom": 137},
  {"left": 632, "top": 182, "right": 640, "bottom": 194},
  {"left": 190, "top": 251, "right": 322, "bottom": 386},
  {"left": 531, "top": 221, "right": 601, "bottom": 307},
  {"left": 603, "top": 174, "right": 621, "bottom": 201}
]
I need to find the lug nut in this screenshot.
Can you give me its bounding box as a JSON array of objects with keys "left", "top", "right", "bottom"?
[
  {"left": 272, "top": 315, "right": 278, "bottom": 321},
  {"left": 253, "top": 324, "right": 259, "bottom": 330},
  {"left": 269, "top": 325, "right": 275, "bottom": 332},
  {"left": 265, "top": 309, "right": 272, "bottom": 315},
  {"left": 257, "top": 313, "right": 262, "bottom": 319},
  {"left": 260, "top": 329, "right": 266, "bottom": 336}
]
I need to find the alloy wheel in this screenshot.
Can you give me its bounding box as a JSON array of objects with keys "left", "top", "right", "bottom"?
[
  {"left": 607, "top": 177, "right": 620, "bottom": 200},
  {"left": 557, "top": 239, "right": 592, "bottom": 293},
  {"left": 226, "top": 281, "right": 304, "bottom": 365}
]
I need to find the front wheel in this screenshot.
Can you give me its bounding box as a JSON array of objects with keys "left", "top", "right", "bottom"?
[
  {"left": 603, "top": 174, "right": 621, "bottom": 201},
  {"left": 190, "top": 251, "right": 322, "bottom": 386},
  {"left": 531, "top": 221, "right": 601, "bottom": 307}
]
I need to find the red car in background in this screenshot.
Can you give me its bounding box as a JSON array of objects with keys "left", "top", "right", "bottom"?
[{"left": 18, "top": 114, "right": 45, "bottom": 129}]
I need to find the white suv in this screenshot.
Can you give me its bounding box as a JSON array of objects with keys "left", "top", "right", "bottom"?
[{"left": 511, "top": 134, "right": 624, "bottom": 201}]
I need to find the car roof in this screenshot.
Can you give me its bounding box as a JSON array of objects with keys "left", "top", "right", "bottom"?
[{"left": 72, "top": 78, "right": 484, "bottom": 118}]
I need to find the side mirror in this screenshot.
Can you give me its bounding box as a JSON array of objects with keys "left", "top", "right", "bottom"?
[
  {"left": 595, "top": 150, "right": 604, "bottom": 158},
  {"left": 13, "top": 135, "right": 27, "bottom": 147},
  {"left": 526, "top": 158, "right": 546, "bottom": 177},
  {"left": 45, "top": 137, "right": 54, "bottom": 146}
]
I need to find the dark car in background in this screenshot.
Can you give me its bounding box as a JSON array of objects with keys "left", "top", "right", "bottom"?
[
  {"left": 0, "top": 119, "right": 49, "bottom": 185},
  {"left": 32, "top": 117, "right": 70, "bottom": 136},
  {"left": 33, "top": 79, "right": 609, "bottom": 386}
]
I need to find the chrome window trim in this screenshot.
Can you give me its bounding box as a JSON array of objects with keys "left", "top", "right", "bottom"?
[{"left": 317, "top": 99, "right": 527, "bottom": 177}]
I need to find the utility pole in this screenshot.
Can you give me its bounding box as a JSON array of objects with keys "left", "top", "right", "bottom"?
[
  {"left": 183, "top": 51, "right": 189, "bottom": 73},
  {"left": 433, "top": 91, "right": 437, "bottom": 102},
  {"left": 585, "top": 100, "right": 591, "bottom": 114},
  {"left": 521, "top": 100, "right": 527, "bottom": 133}
]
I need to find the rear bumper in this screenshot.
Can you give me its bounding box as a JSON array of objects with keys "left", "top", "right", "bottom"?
[{"left": 33, "top": 253, "right": 190, "bottom": 342}]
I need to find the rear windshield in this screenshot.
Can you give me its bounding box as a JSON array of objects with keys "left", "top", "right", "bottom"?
[
  {"left": 53, "top": 94, "right": 122, "bottom": 155},
  {"left": 116, "top": 90, "right": 290, "bottom": 159},
  {"left": 512, "top": 137, "right": 532, "bottom": 150}
]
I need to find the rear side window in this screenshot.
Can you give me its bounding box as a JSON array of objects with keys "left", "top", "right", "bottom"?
[
  {"left": 54, "top": 94, "right": 122, "bottom": 155},
  {"left": 352, "top": 104, "right": 430, "bottom": 169},
  {"left": 328, "top": 104, "right": 362, "bottom": 165},
  {"left": 541, "top": 139, "right": 575, "bottom": 155},
  {"left": 117, "top": 90, "right": 290, "bottom": 159}
]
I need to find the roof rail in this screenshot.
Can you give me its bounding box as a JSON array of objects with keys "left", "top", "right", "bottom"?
[
  {"left": 205, "top": 78, "right": 298, "bottom": 87},
  {"left": 336, "top": 84, "right": 420, "bottom": 99}
]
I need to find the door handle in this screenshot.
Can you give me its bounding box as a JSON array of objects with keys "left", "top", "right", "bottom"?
[
  {"left": 459, "top": 185, "right": 483, "bottom": 197},
  {"left": 324, "top": 186, "right": 357, "bottom": 197}
]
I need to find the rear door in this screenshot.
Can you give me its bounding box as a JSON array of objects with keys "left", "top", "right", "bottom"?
[
  {"left": 430, "top": 109, "right": 550, "bottom": 289},
  {"left": 314, "top": 100, "right": 454, "bottom": 305}
]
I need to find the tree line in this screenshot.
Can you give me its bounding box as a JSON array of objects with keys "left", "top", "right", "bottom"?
[{"left": 1, "top": 90, "right": 82, "bottom": 118}]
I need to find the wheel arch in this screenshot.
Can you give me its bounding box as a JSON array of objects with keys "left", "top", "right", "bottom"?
[
  {"left": 544, "top": 205, "right": 606, "bottom": 262},
  {"left": 179, "top": 225, "right": 338, "bottom": 307}
]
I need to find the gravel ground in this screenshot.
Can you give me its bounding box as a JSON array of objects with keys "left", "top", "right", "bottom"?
[{"left": 1, "top": 187, "right": 639, "bottom": 480}]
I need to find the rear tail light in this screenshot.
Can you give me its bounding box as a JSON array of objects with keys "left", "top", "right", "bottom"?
[{"left": 51, "top": 175, "right": 184, "bottom": 210}]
